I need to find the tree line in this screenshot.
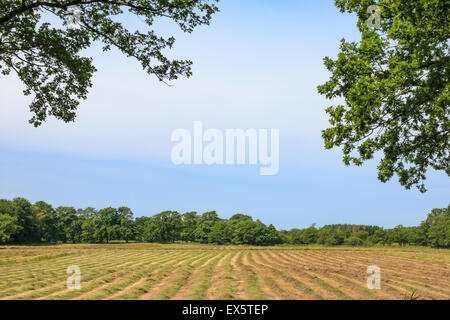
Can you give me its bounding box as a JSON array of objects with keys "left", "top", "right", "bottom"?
[{"left": 0, "top": 198, "right": 448, "bottom": 248}]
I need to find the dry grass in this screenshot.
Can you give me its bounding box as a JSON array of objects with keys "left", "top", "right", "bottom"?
[{"left": 0, "top": 244, "right": 448, "bottom": 300}]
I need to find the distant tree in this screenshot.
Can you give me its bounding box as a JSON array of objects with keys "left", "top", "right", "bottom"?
[
  {"left": 384, "top": 229, "right": 394, "bottom": 246},
  {"left": 180, "top": 212, "right": 198, "bottom": 243},
  {"left": 0, "top": 200, "right": 18, "bottom": 243},
  {"left": 287, "top": 228, "right": 304, "bottom": 245},
  {"left": 0, "top": 213, "right": 21, "bottom": 243},
  {"left": 0, "top": 196, "right": 447, "bottom": 249},
  {"left": 355, "top": 231, "right": 369, "bottom": 241},
  {"left": 194, "top": 211, "right": 220, "bottom": 243},
  {"left": 344, "top": 236, "right": 363, "bottom": 247},
  {"left": 94, "top": 207, "right": 118, "bottom": 243},
  {"left": 134, "top": 216, "right": 152, "bottom": 242},
  {"left": 226, "top": 214, "right": 256, "bottom": 245},
  {"left": 145, "top": 211, "right": 182, "bottom": 243},
  {"left": 301, "top": 224, "right": 318, "bottom": 244},
  {"left": 287, "top": 224, "right": 318, "bottom": 245},
  {"left": 117, "top": 207, "right": 134, "bottom": 243},
  {"left": 230, "top": 219, "right": 258, "bottom": 245},
  {"left": 140, "top": 218, "right": 159, "bottom": 243},
  {"left": 278, "top": 230, "right": 290, "bottom": 244},
  {"left": 318, "top": 0, "right": 449, "bottom": 192},
  {"left": 425, "top": 206, "right": 450, "bottom": 248},
  {"left": 55, "top": 206, "right": 78, "bottom": 243},
  {"left": 208, "top": 219, "right": 230, "bottom": 245},
  {"left": 405, "top": 226, "right": 427, "bottom": 246},
  {"left": 317, "top": 228, "right": 344, "bottom": 246},
  {"left": 78, "top": 207, "right": 96, "bottom": 243},
  {"left": 256, "top": 224, "right": 282, "bottom": 246},
  {"left": 33, "top": 201, "right": 58, "bottom": 242},
  {"left": 11, "top": 198, "right": 40, "bottom": 243},
  {"left": 369, "top": 228, "right": 387, "bottom": 245},
  {"left": 391, "top": 225, "right": 409, "bottom": 246}
]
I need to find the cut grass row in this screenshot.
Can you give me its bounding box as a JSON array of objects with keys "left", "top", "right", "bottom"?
[{"left": 0, "top": 245, "right": 448, "bottom": 300}]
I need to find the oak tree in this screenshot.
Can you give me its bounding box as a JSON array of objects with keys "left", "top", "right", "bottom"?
[
  {"left": 0, "top": 0, "right": 219, "bottom": 126},
  {"left": 318, "top": 0, "right": 449, "bottom": 192}
]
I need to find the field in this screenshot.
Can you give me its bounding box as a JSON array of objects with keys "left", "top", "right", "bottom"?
[{"left": 0, "top": 244, "right": 449, "bottom": 300}]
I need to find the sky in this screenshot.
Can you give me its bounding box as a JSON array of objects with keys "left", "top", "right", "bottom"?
[{"left": 0, "top": 0, "right": 448, "bottom": 230}]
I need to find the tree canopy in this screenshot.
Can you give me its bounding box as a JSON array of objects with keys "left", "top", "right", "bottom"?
[
  {"left": 0, "top": 0, "right": 219, "bottom": 126},
  {"left": 318, "top": 0, "right": 449, "bottom": 192}
]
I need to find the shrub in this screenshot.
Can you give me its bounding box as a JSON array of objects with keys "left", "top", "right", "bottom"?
[{"left": 344, "top": 236, "right": 363, "bottom": 247}]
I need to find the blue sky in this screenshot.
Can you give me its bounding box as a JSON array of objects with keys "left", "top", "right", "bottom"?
[{"left": 0, "top": 0, "right": 448, "bottom": 230}]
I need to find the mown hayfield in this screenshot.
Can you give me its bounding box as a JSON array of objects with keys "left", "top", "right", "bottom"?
[{"left": 0, "top": 244, "right": 448, "bottom": 300}]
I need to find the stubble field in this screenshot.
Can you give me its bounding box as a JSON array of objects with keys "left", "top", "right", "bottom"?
[{"left": 0, "top": 244, "right": 448, "bottom": 300}]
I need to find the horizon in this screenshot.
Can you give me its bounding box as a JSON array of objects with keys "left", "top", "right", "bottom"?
[
  {"left": 1, "top": 0, "right": 449, "bottom": 231},
  {"left": 0, "top": 195, "right": 446, "bottom": 231}
]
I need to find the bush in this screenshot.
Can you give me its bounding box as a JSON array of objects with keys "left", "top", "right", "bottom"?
[{"left": 344, "top": 236, "right": 363, "bottom": 247}]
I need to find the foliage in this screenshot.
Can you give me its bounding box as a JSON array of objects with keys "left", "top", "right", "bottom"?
[
  {"left": 0, "top": 213, "right": 21, "bottom": 243},
  {"left": 344, "top": 236, "right": 363, "bottom": 246},
  {"left": 0, "top": 0, "right": 219, "bottom": 126},
  {"left": 424, "top": 207, "right": 450, "bottom": 248},
  {"left": 287, "top": 224, "right": 318, "bottom": 245},
  {"left": 194, "top": 211, "right": 219, "bottom": 244},
  {"left": 0, "top": 197, "right": 448, "bottom": 248},
  {"left": 318, "top": 0, "right": 449, "bottom": 192},
  {"left": 180, "top": 211, "right": 198, "bottom": 243}
]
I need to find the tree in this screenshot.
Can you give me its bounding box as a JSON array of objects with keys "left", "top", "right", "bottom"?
[
  {"left": 94, "top": 207, "right": 118, "bottom": 243},
  {"left": 143, "top": 211, "right": 182, "bottom": 243},
  {"left": 355, "top": 230, "right": 369, "bottom": 241},
  {"left": 344, "top": 236, "right": 363, "bottom": 246},
  {"left": 140, "top": 218, "right": 160, "bottom": 243},
  {"left": 194, "top": 211, "right": 219, "bottom": 243},
  {"left": 287, "top": 228, "right": 304, "bottom": 245},
  {"left": 1, "top": 195, "right": 447, "bottom": 248},
  {"left": 0, "top": 0, "right": 219, "bottom": 126},
  {"left": 180, "top": 212, "right": 198, "bottom": 243},
  {"left": 287, "top": 224, "right": 318, "bottom": 245},
  {"left": 10, "top": 198, "right": 40, "bottom": 243},
  {"left": 301, "top": 224, "right": 318, "bottom": 244},
  {"left": 55, "top": 206, "right": 79, "bottom": 243},
  {"left": 226, "top": 214, "right": 255, "bottom": 245},
  {"left": 117, "top": 207, "right": 134, "bottom": 243},
  {"left": 0, "top": 214, "right": 21, "bottom": 243},
  {"left": 33, "top": 201, "right": 58, "bottom": 242},
  {"left": 369, "top": 228, "right": 387, "bottom": 245},
  {"left": 390, "top": 225, "right": 408, "bottom": 246},
  {"left": 318, "top": 0, "right": 449, "bottom": 192},
  {"left": 317, "top": 228, "right": 345, "bottom": 246},
  {"left": 208, "top": 219, "right": 230, "bottom": 245},
  {"left": 79, "top": 207, "right": 97, "bottom": 243},
  {"left": 256, "top": 224, "right": 282, "bottom": 246},
  {"left": 405, "top": 226, "right": 427, "bottom": 246},
  {"left": 230, "top": 219, "right": 258, "bottom": 245},
  {"left": 424, "top": 206, "right": 450, "bottom": 248},
  {"left": 134, "top": 216, "right": 151, "bottom": 242}
]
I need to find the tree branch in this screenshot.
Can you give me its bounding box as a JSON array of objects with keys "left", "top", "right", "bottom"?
[{"left": 0, "top": 0, "right": 168, "bottom": 25}]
